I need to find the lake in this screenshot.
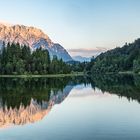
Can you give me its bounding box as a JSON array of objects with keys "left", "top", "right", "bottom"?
[{"left": 0, "top": 75, "right": 140, "bottom": 140}]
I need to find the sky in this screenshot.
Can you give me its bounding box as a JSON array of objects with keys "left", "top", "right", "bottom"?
[{"left": 0, "top": 0, "right": 140, "bottom": 57}]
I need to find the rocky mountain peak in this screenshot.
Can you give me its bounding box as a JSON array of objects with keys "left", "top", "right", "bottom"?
[{"left": 0, "top": 24, "right": 72, "bottom": 61}]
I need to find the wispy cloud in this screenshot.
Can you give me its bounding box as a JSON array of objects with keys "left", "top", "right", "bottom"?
[{"left": 68, "top": 47, "right": 108, "bottom": 57}]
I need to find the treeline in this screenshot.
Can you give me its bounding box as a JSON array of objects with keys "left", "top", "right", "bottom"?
[
  {"left": 86, "top": 38, "right": 140, "bottom": 74},
  {"left": 0, "top": 42, "right": 71, "bottom": 74},
  {"left": 67, "top": 60, "right": 87, "bottom": 72}
]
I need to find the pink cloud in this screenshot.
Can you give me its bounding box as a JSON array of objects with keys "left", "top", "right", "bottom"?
[{"left": 68, "top": 47, "right": 108, "bottom": 57}]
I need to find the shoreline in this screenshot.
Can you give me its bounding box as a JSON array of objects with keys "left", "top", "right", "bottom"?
[
  {"left": 88, "top": 71, "right": 140, "bottom": 76},
  {"left": 0, "top": 73, "right": 84, "bottom": 78}
]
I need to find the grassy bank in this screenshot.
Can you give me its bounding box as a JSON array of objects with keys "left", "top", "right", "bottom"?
[
  {"left": 89, "top": 71, "right": 140, "bottom": 76},
  {"left": 104, "top": 71, "right": 140, "bottom": 75},
  {"left": 0, "top": 72, "right": 84, "bottom": 78}
]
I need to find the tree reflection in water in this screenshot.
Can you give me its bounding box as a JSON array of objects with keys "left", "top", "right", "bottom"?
[
  {"left": 0, "top": 74, "right": 140, "bottom": 127},
  {"left": 91, "top": 74, "right": 140, "bottom": 103},
  {"left": 0, "top": 77, "right": 86, "bottom": 127}
]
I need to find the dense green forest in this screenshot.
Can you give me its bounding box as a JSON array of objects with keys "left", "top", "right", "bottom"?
[
  {"left": 86, "top": 39, "right": 140, "bottom": 74},
  {"left": 0, "top": 42, "right": 73, "bottom": 75}
]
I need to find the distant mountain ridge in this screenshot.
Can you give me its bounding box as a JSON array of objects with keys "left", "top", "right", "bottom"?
[
  {"left": 73, "top": 56, "right": 91, "bottom": 62},
  {"left": 0, "top": 24, "right": 72, "bottom": 61}
]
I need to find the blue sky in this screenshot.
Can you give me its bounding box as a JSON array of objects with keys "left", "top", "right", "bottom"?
[{"left": 0, "top": 0, "right": 140, "bottom": 57}]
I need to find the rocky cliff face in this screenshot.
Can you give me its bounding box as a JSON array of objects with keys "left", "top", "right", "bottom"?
[{"left": 0, "top": 24, "right": 72, "bottom": 61}]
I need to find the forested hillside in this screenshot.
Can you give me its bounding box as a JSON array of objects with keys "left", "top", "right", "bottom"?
[
  {"left": 86, "top": 39, "right": 140, "bottom": 74},
  {"left": 0, "top": 42, "right": 71, "bottom": 74}
]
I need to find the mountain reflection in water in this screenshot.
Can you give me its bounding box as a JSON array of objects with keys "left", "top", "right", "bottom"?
[
  {"left": 0, "top": 75, "right": 140, "bottom": 128},
  {"left": 0, "top": 77, "right": 85, "bottom": 127}
]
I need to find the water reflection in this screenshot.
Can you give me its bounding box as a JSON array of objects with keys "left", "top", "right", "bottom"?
[
  {"left": 91, "top": 74, "right": 140, "bottom": 103},
  {"left": 0, "top": 99, "right": 51, "bottom": 127},
  {"left": 0, "top": 74, "right": 140, "bottom": 128},
  {"left": 0, "top": 77, "right": 86, "bottom": 127}
]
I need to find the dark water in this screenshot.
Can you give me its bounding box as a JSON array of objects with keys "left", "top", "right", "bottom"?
[{"left": 0, "top": 75, "right": 140, "bottom": 140}]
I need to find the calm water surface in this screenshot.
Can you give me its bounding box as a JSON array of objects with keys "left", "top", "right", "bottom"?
[{"left": 0, "top": 75, "right": 140, "bottom": 140}]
